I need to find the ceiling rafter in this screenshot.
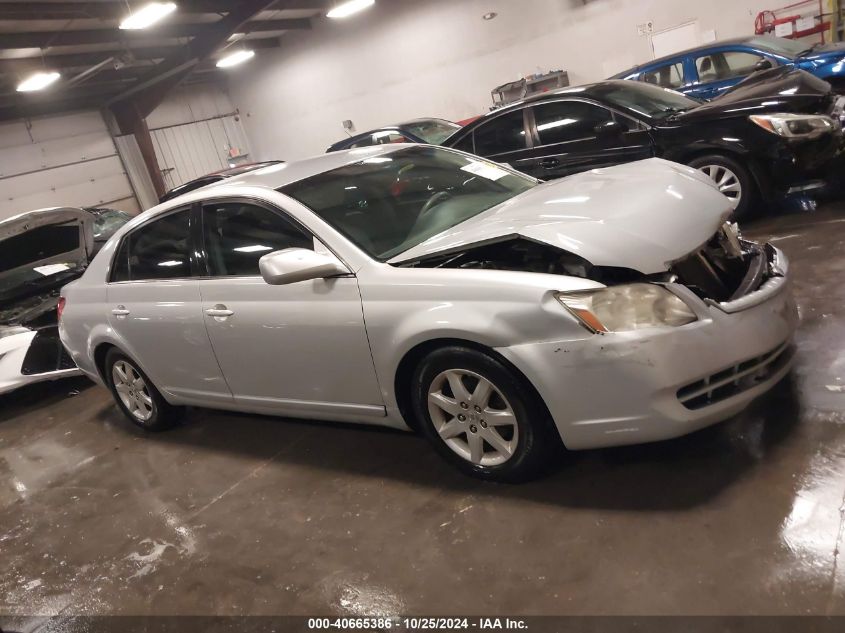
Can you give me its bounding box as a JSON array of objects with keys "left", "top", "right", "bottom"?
[{"left": 0, "top": 0, "right": 328, "bottom": 20}]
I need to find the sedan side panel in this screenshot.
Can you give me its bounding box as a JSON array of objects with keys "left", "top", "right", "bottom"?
[{"left": 355, "top": 264, "right": 599, "bottom": 423}]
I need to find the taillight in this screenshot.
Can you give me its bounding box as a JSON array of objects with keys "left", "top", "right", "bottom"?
[{"left": 57, "top": 297, "right": 66, "bottom": 321}]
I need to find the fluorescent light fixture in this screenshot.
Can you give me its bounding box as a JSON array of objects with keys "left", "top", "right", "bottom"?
[
  {"left": 17, "top": 71, "right": 60, "bottom": 92},
  {"left": 216, "top": 49, "right": 255, "bottom": 68},
  {"left": 327, "top": 0, "right": 375, "bottom": 19},
  {"left": 119, "top": 2, "right": 177, "bottom": 30}
]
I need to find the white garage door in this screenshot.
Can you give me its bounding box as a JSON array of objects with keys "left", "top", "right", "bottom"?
[
  {"left": 0, "top": 110, "right": 138, "bottom": 222},
  {"left": 150, "top": 114, "right": 253, "bottom": 191}
]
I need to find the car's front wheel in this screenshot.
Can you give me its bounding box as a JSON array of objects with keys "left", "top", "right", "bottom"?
[
  {"left": 411, "top": 346, "right": 558, "bottom": 482},
  {"left": 687, "top": 153, "right": 755, "bottom": 220},
  {"left": 105, "top": 348, "right": 182, "bottom": 431}
]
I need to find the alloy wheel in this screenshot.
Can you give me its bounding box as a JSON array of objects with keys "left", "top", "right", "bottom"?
[
  {"left": 698, "top": 164, "right": 742, "bottom": 209},
  {"left": 112, "top": 360, "right": 155, "bottom": 422},
  {"left": 427, "top": 369, "right": 519, "bottom": 466}
]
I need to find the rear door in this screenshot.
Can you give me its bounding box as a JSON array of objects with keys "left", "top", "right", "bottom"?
[
  {"left": 456, "top": 108, "right": 534, "bottom": 169},
  {"left": 520, "top": 99, "right": 654, "bottom": 180},
  {"left": 106, "top": 206, "right": 232, "bottom": 406}
]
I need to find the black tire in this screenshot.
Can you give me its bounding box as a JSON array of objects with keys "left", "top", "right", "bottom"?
[
  {"left": 687, "top": 153, "right": 756, "bottom": 221},
  {"left": 410, "top": 346, "right": 558, "bottom": 482},
  {"left": 104, "top": 348, "right": 182, "bottom": 431}
]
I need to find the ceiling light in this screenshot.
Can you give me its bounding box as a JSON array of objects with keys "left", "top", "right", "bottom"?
[
  {"left": 483, "top": 12, "right": 498, "bottom": 20},
  {"left": 119, "top": 2, "right": 177, "bottom": 30},
  {"left": 216, "top": 50, "right": 255, "bottom": 68},
  {"left": 327, "top": 0, "right": 375, "bottom": 19},
  {"left": 17, "top": 71, "right": 61, "bottom": 92}
]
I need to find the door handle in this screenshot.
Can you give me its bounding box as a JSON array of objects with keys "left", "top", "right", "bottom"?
[
  {"left": 205, "top": 305, "right": 234, "bottom": 318},
  {"left": 111, "top": 305, "right": 130, "bottom": 316},
  {"left": 538, "top": 158, "right": 560, "bottom": 169}
]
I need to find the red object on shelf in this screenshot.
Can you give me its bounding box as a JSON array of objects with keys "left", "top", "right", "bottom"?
[{"left": 754, "top": 0, "right": 828, "bottom": 41}]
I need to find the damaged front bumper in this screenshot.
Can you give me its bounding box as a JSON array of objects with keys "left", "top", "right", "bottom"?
[
  {"left": 496, "top": 244, "right": 798, "bottom": 450},
  {"left": 0, "top": 327, "right": 81, "bottom": 395}
]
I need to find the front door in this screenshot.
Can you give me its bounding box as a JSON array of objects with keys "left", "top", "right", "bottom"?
[
  {"left": 197, "top": 200, "right": 385, "bottom": 421},
  {"left": 107, "top": 207, "right": 232, "bottom": 405},
  {"left": 519, "top": 100, "right": 654, "bottom": 180}
]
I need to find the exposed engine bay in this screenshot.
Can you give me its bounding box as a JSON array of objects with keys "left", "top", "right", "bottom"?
[{"left": 401, "top": 223, "right": 776, "bottom": 304}]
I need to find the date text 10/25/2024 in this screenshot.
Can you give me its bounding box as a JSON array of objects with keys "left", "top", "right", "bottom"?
[{"left": 307, "top": 617, "right": 528, "bottom": 630}]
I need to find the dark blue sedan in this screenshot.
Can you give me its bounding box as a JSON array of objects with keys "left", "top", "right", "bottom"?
[{"left": 611, "top": 35, "right": 845, "bottom": 100}]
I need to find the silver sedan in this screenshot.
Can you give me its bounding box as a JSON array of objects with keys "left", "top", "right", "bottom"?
[{"left": 59, "top": 145, "right": 797, "bottom": 481}]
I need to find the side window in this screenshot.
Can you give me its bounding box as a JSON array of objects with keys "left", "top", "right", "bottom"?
[
  {"left": 641, "top": 62, "right": 685, "bottom": 89},
  {"left": 111, "top": 238, "right": 130, "bottom": 282},
  {"left": 472, "top": 110, "right": 527, "bottom": 156},
  {"left": 202, "top": 202, "right": 313, "bottom": 277},
  {"left": 113, "top": 209, "right": 192, "bottom": 282},
  {"left": 452, "top": 133, "right": 475, "bottom": 154},
  {"left": 696, "top": 52, "right": 764, "bottom": 82},
  {"left": 532, "top": 101, "right": 613, "bottom": 146}
]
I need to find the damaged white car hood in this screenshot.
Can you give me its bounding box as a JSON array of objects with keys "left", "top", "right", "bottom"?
[{"left": 390, "top": 158, "right": 732, "bottom": 274}]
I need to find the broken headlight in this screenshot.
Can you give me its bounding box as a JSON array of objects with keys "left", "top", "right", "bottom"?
[
  {"left": 749, "top": 113, "right": 837, "bottom": 139},
  {"left": 556, "top": 284, "right": 697, "bottom": 333}
]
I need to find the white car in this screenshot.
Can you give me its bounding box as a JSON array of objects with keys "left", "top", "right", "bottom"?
[{"left": 59, "top": 146, "right": 798, "bottom": 481}]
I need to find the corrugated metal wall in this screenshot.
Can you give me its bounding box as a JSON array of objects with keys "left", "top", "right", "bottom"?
[
  {"left": 146, "top": 84, "right": 253, "bottom": 191},
  {"left": 0, "top": 110, "right": 139, "bottom": 221},
  {"left": 150, "top": 115, "right": 252, "bottom": 191}
]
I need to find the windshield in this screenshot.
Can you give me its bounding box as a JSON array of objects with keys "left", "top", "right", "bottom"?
[
  {"left": 403, "top": 119, "right": 462, "bottom": 145},
  {"left": 595, "top": 82, "right": 700, "bottom": 119},
  {"left": 90, "top": 209, "right": 132, "bottom": 241},
  {"left": 280, "top": 146, "right": 536, "bottom": 261},
  {"left": 747, "top": 35, "right": 808, "bottom": 57}
]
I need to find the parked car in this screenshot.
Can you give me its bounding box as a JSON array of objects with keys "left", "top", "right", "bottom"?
[
  {"left": 326, "top": 118, "right": 461, "bottom": 152},
  {"left": 611, "top": 35, "right": 845, "bottom": 100},
  {"left": 442, "top": 74, "right": 844, "bottom": 218},
  {"left": 0, "top": 206, "right": 129, "bottom": 394},
  {"left": 60, "top": 145, "right": 796, "bottom": 481},
  {"left": 159, "top": 161, "right": 285, "bottom": 203}
]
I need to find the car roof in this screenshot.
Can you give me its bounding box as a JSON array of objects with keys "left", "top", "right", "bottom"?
[
  {"left": 614, "top": 36, "right": 768, "bottom": 75},
  {"left": 148, "top": 145, "right": 408, "bottom": 211},
  {"left": 460, "top": 80, "right": 625, "bottom": 124}
]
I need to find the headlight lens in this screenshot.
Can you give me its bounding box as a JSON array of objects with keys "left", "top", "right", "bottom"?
[
  {"left": 0, "top": 326, "right": 30, "bottom": 340},
  {"left": 556, "top": 284, "right": 697, "bottom": 333},
  {"left": 749, "top": 113, "right": 838, "bottom": 138}
]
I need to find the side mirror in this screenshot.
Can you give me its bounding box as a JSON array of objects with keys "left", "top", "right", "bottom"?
[
  {"left": 259, "top": 248, "right": 349, "bottom": 285},
  {"left": 594, "top": 120, "right": 628, "bottom": 137},
  {"left": 754, "top": 59, "right": 773, "bottom": 72}
]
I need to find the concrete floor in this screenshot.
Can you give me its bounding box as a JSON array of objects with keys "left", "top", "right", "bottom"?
[{"left": 1, "top": 204, "right": 844, "bottom": 621}]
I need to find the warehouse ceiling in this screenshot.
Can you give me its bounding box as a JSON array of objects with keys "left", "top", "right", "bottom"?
[{"left": 0, "top": 0, "right": 327, "bottom": 122}]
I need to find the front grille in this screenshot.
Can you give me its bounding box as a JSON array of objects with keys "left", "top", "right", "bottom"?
[
  {"left": 676, "top": 342, "right": 794, "bottom": 410},
  {"left": 21, "top": 327, "right": 78, "bottom": 375}
]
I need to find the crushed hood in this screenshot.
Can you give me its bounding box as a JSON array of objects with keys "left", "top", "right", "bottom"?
[
  {"left": 0, "top": 208, "right": 94, "bottom": 318},
  {"left": 390, "top": 158, "right": 731, "bottom": 275}
]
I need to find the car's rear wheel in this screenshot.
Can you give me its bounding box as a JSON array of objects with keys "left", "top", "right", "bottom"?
[
  {"left": 687, "top": 154, "right": 755, "bottom": 220},
  {"left": 105, "top": 348, "right": 182, "bottom": 431},
  {"left": 411, "top": 346, "right": 557, "bottom": 482}
]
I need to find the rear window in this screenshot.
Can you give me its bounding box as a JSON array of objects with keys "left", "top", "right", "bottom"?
[{"left": 110, "top": 210, "right": 192, "bottom": 282}]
